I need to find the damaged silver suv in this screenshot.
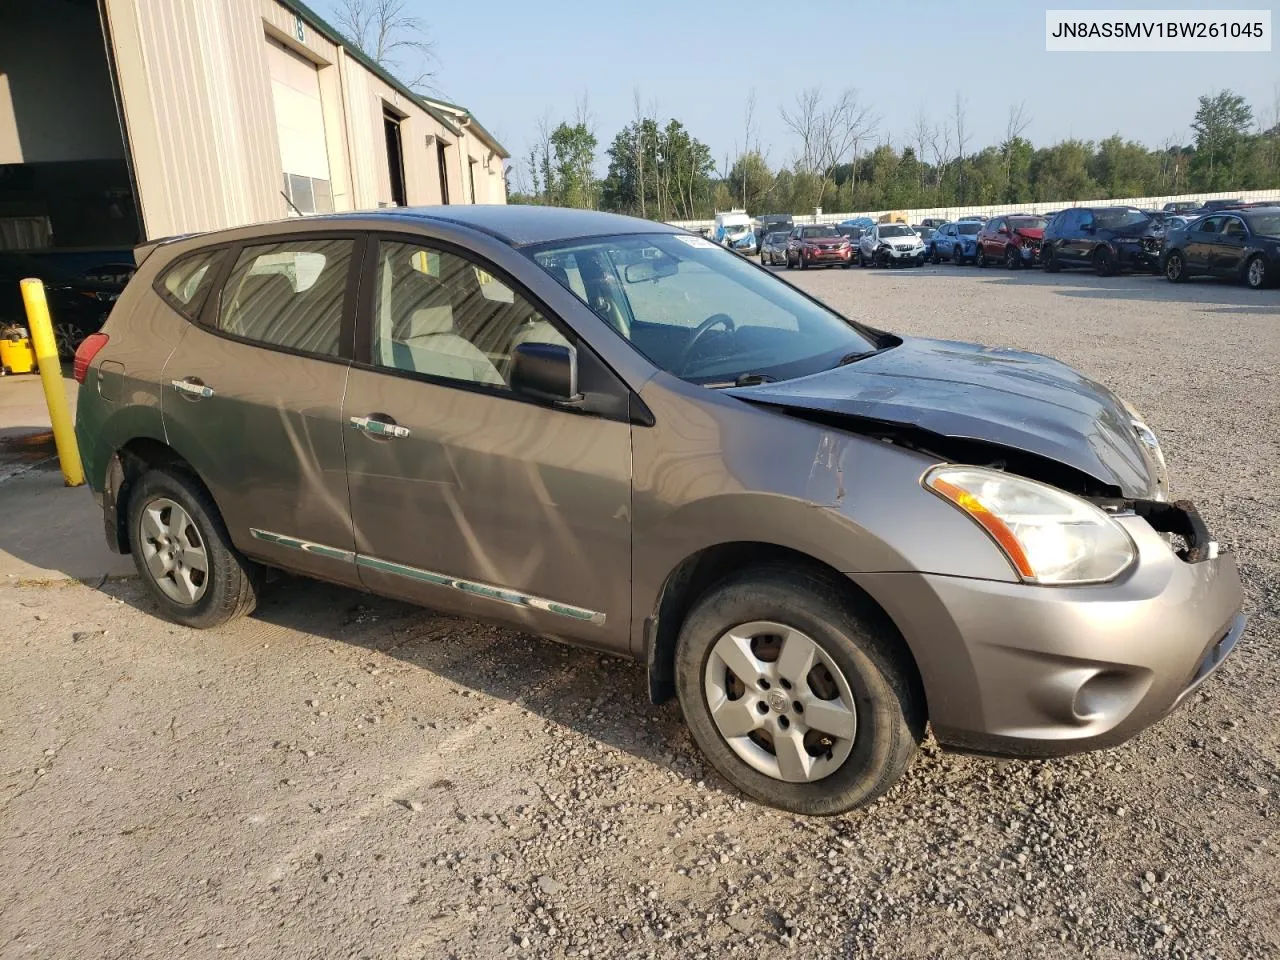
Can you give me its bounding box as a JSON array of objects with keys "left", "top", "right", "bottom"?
[{"left": 73, "top": 207, "right": 1245, "bottom": 815}]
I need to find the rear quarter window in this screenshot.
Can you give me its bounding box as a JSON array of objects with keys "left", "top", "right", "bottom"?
[{"left": 155, "top": 250, "right": 224, "bottom": 320}]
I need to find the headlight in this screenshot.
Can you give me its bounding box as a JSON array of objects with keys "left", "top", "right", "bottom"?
[{"left": 923, "top": 465, "right": 1136, "bottom": 584}]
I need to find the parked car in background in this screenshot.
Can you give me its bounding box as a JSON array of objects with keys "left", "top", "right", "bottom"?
[
  {"left": 913, "top": 225, "right": 936, "bottom": 251},
  {"left": 1199, "top": 198, "right": 1244, "bottom": 214},
  {"left": 755, "top": 214, "right": 794, "bottom": 247},
  {"left": 834, "top": 224, "right": 866, "bottom": 246},
  {"left": 858, "top": 223, "right": 926, "bottom": 267},
  {"left": 839, "top": 217, "right": 876, "bottom": 230},
  {"left": 73, "top": 205, "right": 1245, "bottom": 816},
  {"left": 786, "top": 224, "right": 853, "bottom": 269},
  {"left": 760, "top": 230, "right": 791, "bottom": 267},
  {"left": 1162, "top": 200, "right": 1202, "bottom": 215},
  {"left": 1161, "top": 206, "right": 1280, "bottom": 290},
  {"left": 0, "top": 252, "right": 126, "bottom": 358},
  {"left": 930, "top": 221, "right": 981, "bottom": 264},
  {"left": 918, "top": 217, "right": 948, "bottom": 229},
  {"left": 1041, "top": 207, "right": 1162, "bottom": 275},
  {"left": 975, "top": 215, "right": 1047, "bottom": 269},
  {"left": 957, "top": 215, "right": 987, "bottom": 223},
  {"left": 1163, "top": 215, "right": 1192, "bottom": 233}
]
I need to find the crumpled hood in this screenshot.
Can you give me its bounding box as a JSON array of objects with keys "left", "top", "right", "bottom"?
[{"left": 726, "top": 336, "right": 1159, "bottom": 497}]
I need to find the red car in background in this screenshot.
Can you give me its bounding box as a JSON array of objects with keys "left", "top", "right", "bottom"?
[
  {"left": 975, "top": 215, "right": 1048, "bottom": 269},
  {"left": 785, "top": 224, "right": 853, "bottom": 269}
]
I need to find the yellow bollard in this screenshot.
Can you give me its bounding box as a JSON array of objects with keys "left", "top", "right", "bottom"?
[{"left": 19, "top": 278, "right": 85, "bottom": 487}]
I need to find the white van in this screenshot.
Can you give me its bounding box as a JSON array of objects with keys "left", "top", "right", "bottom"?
[{"left": 712, "top": 211, "right": 757, "bottom": 255}]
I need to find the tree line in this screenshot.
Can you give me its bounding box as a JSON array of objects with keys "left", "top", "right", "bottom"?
[{"left": 508, "top": 89, "right": 1279, "bottom": 219}]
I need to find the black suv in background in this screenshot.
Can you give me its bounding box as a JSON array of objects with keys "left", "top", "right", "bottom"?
[
  {"left": 1161, "top": 206, "right": 1280, "bottom": 290},
  {"left": 1041, "top": 207, "right": 1162, "bottom": 276}
]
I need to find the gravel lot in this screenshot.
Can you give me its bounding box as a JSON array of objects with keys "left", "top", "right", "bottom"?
[{"left": 2, "top": 264, "right": 1278, "bottom": 960}]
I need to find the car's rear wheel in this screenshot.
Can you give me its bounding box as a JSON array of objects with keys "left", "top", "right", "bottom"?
[
  {"left": 54, "top": 322, "right": 87, "bottom": 361},
  {"left": 1004, "top": 245, "right": 1020, "bottom": 269},
  {"left": 1093, "top": 246, "right": 1116, "bottom": 277},
  {"left": 674, "top": 566, "right": 924, "bottom": 815},
  {"left": 1245, "top": 253, "right": 1268, "bottom": 290},
  {"left": 1164, "top": 250, "right": 1187, "bottom": 283},
  {"left": 128, "top": 467, "right": 260, "bottom": 629}
]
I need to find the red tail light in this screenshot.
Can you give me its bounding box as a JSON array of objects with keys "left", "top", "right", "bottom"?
[{"left": 73, "top": 333, "right": 109, "bottom": 384}]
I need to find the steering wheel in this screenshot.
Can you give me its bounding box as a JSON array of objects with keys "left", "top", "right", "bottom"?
[{"left": 676, "top": 313, "right": 736, "bottom": 375}]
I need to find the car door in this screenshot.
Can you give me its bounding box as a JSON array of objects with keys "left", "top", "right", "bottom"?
[
  {"left": 1064, "top": 210, "right": 1092, "bottom": 263},
  {"left": 341, "top": 234, "right": 634, "bottom": 647},
  {"left": 1184, "top": 216, "right": 1221, "bottom": 272},
  {"left": 1215, "top": 216, "right": 1248, "bottom": 275},
  {"left": 160, "top": 232, "right": 362, "bottom": 585},
  {"left": 939, "top": 224, "right": 957, "bottom": 257},
  {"left": 984, "top": 218, "right": 1003, "bottom": 258}
]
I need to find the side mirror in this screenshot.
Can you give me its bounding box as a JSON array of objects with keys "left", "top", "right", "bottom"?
[
  {"left": 511, "top": 342, "right": 580, "bottom": 405},
  {"left": 997, "top": 225, "right": 1008, "bottom": 234},
  {"left": 1083, "top": 223, "right": 1096, "bottom": 233}
]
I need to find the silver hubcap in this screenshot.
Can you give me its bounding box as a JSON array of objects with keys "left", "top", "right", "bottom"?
[
  {"left": 1249, "top": 258, "right": 1264, "bottom": 287},
  {"left": 1168, "top": 256, "right": 1181, "bottom": 279},
  {"left": 703, "top": 621, "right": 857, "bottom": 783},
  {"left": 139, "top": 498, "right": 209, "bottom": 605},
  {"left": 55, "top": 323, "right": 85, "bottom": 358}
]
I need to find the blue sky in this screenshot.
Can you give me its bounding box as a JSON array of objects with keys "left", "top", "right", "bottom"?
[{"left": 320, "top": 0, "right": 1278, "bottom": 177}]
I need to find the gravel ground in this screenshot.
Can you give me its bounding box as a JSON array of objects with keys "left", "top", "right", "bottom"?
[{"left": 2, "top": 263, "right": 1278, "bottom": 960}]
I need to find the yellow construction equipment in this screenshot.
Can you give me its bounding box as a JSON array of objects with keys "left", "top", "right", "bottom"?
[{"left": 0, "top": 326, "right": 37, "bottom": 374}]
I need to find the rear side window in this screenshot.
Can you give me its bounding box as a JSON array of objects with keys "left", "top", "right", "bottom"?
[
  {"left": 156, "top": 250, "right": 223, "bottom": 320},
  {"left": 217, "top": 238, "right": 353, "bottom": 357}
]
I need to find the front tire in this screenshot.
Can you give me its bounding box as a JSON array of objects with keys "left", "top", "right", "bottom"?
[
  {"left": 1043, "top": 244, "right": 1061, "bottom": 272},
  {"left": 128, "top": 467, "right": 260, "bottom": 629},
  {"left": 1093, "top": 245, "right": 1116, "bottom": 277},
  {"left": 1244, "top": 253, "right": 1268, "bottom": 290},
  {"left": 674, "top": 566, "right": 924, "bottom": 815},
  {"left": 975, "top": 245, "right": 988, "bottom": 268},
  {"left": 1004, "top": 246, "right": 1020, "bottom": 269},
  {"left": 1165, "top": 250, "right": 1187, "bottom": 283}
]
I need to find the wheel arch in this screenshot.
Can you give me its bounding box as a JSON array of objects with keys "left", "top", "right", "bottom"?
[
  {"left": 106, "top": 436, "right": 211, "bottom": 554},
  {"left": 643, "top": 541, "right": 927, "bottom": 722}
]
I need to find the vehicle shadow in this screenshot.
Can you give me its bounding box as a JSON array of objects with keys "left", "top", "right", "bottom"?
[{"left": 99, "top": 574, "right": 706, "bottom": 785}]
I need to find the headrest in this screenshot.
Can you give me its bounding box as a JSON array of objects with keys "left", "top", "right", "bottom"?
[{"left": 404, "top": 305, "right": 454, "bottom": 337}]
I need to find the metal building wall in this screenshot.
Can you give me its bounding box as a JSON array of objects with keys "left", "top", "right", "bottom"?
[{"left": 104, "top": 0, "right": 282, "bottom": 239}]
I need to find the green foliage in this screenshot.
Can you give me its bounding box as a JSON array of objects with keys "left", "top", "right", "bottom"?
[{"left": 515, "top": 89, "right": 1277, "bottom": 217}]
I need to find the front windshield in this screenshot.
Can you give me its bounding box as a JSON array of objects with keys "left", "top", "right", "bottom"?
[
  {"left": 1246, "top": 213, "right": 1280, "bottom": 236},
  {"left": 530, "top": 234, "right": 879, "bottom": 385},
  {"left": 957, "top": 222, "right": 982, "bottom": 235},
  {"left": 879, "top": 225, "right": 913, "bottom": 238},
  {"left": 801, "top": 226, "right": 838, "bottom": 238},
  {"left": 1008, "top": 216, "right": 1046, "bottom": 230},
  {"left": 1094, "top": 208, "right": 1149, "bottom": 229},
  {"left": 766, "top": 231, "right": 789, "bottom": 242}
]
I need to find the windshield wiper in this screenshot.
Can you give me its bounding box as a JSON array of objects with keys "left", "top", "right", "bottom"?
[
  {"left": 734, "top": 372, "right": 777, "bottom": 386},
  {"left": 837, "top": 350, "right": 879, "bottom": 366}
]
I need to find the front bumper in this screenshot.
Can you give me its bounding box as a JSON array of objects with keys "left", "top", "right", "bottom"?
[
  {"left": 852, "top": 510, "right": 1245, "bottom": 758},
  {"left": 1114, "top": 243, "right": 1160, "bottom": 270},
  {"left": 803, "top": 248, "right": 851, "bottom": 263}
]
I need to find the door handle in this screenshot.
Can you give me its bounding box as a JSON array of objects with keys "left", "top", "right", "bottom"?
[
  {"left": 171, "top": 378, "right": 214, "bottom": 398},
  {"left": 349, "top": 415, "right": 410, "bottom": 439}
]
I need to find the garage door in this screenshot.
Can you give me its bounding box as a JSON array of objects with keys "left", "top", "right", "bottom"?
[{"left": 266, "top": 37, "right": 332, "bottom": 214}]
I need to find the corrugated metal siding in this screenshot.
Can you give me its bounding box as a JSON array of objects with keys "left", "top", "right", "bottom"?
[{"left": 107, "top": 0, "right": 281, "bottom": 237}]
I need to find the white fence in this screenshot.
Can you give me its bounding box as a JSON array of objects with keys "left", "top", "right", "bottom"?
[{"left": 666, "top": 189, "right": 1280, "bottom": 231}]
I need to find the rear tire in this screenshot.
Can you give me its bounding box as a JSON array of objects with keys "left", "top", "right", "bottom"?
[
  {"left": 1164, "top": 250, "right": 1187, "bottom": 283},
  {"left": 674, "top": 565, "right": 924, "bottom": 815},
  {"left": 128, "top": 467, "right": 260, "bottom": 629}
]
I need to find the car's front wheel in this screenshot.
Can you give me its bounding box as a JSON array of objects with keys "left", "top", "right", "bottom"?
[
  {"left": 674, "top": 566, "right": 924, "bottom": 815},
  {"left": 975, "top": 245, "right": 988, "bottom": 268},
  {"left": 1004, "top": 246, "right": 1020, "bottom": 269},
  {"left": 1164, "top": 250, "right": 1187, "bottom": 283},
  {"left": 128, "top": 467, "right": 260, "bottom": 628},
  {"left": 1093, "top": 245, "right": 1116, "bottom": 277},
  {"left": 1244, "top": 253, "right": 1268, "bottom": 290},
  {"left": 1043, "top": 243, "right": 1061, "bottom": 272}
]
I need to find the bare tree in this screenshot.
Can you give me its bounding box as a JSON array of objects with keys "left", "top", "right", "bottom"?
[
  {"left": 780, "top": 87, "right": 877, "bottom": 208},
  {"left": 631, "top": 89, "right": 647, "bottom": 219},
  {"left": 1005, "top": 101, "right": 1031, "bottom": 143},
  {"left": 910, "top": 104, "right": 933, "bottom": 190},
  {"left": 332, "top": 0, "right": 437, "bottom": 90},
  {"left": 953, "top": 91, "right": 970, "bottom": 196}
]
